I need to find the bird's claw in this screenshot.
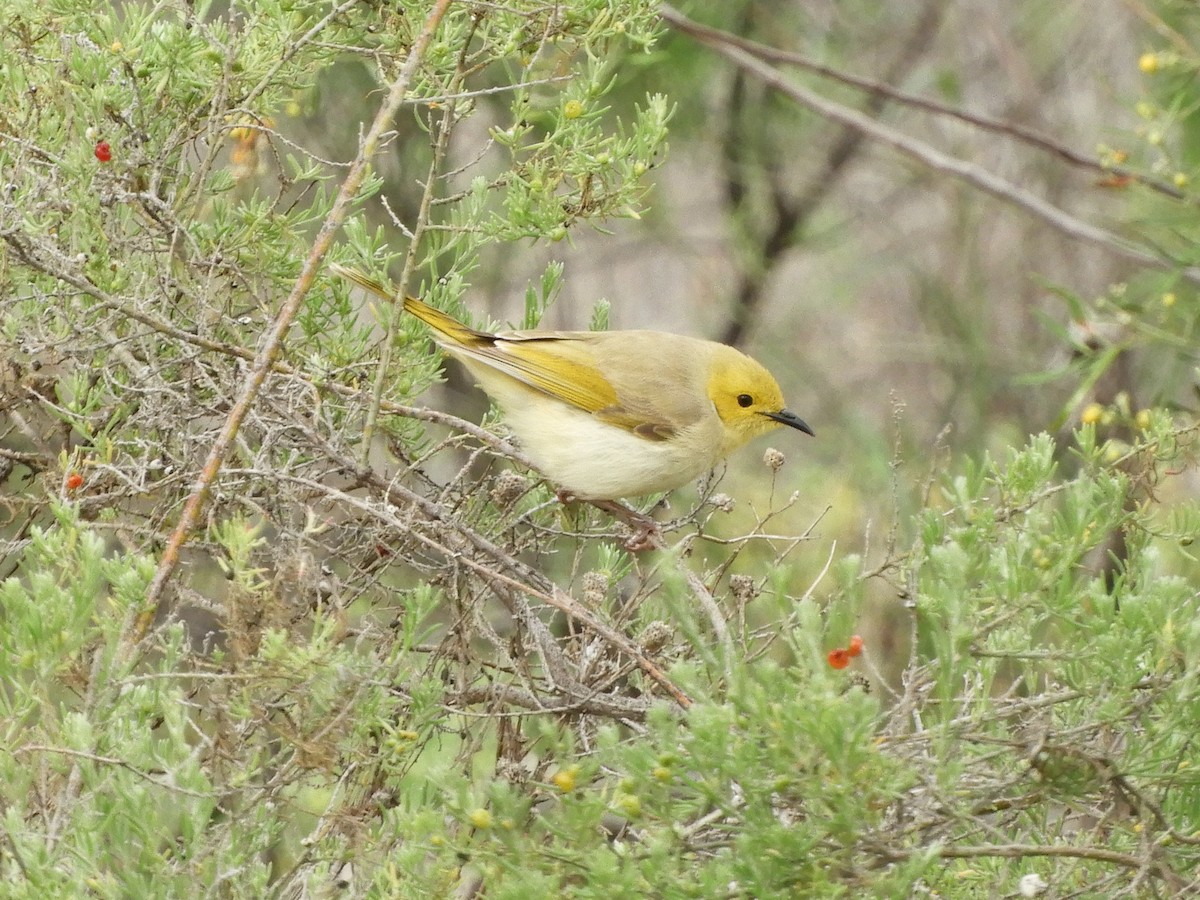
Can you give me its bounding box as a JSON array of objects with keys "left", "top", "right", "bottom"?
[
  {"left": 623, "top": 521, "right": 665, "bottom": 552},
  {"left": 556, "top": 493, "right": 664, "bottom": 551}
]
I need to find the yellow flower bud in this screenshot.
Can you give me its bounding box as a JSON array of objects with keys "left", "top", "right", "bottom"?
[
  {"left": 552, "top": 765, "right": 580, "bottom": 793},
  {"left": 615, "top": 793, "right": 641, "bottom": 818}
]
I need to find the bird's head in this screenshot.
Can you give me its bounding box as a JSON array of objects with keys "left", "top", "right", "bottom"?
[{"left": 707, "top": 348, "right": 813, "bottom": 452}]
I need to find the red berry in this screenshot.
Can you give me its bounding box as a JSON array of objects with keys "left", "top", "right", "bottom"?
[
  {"left": 66, "top": 473, "right": 84, "bottom": 490},
  {"left": 827, "top": 648, "right": 850, "bottom": 670},
  {"left": 847, "top": 634, "right": 864, "bottom": 657},
  {"left": 94, "top": 140, "right": 112, "bottom": 162}
]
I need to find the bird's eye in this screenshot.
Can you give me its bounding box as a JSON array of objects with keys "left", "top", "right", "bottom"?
[{"left": 736, "top": 393, "right": 753, "bottom": 408}]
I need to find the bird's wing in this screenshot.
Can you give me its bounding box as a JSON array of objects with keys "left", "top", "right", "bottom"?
[
  {"left": 451, "top": 335, "right": 627, "bottom": 416},
  {"left": 458, "top": 333, "right": 699, "bottom": 441},
  {"left": 331, "top": 266, "right": 708, "bottom": 441},
  {"left": 588, "top": 332, "right": 713, "bottom": 440},
  {"left": 394, "top": 291, "right": 621, "bottom": 415}
]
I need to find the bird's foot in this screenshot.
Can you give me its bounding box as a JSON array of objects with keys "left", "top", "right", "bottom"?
[
  {"left": 580, "top": 497, "right": 665, "bottom": 552},
  {"left": 621, "top": 519, "right": 665, "bottom": 552}
]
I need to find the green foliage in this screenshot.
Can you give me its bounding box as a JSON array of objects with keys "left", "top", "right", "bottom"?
[{"left": 6, "top": 425, "right": 1200, "bottom": 895}]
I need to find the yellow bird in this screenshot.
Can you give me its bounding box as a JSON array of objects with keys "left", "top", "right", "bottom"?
[{"left": 333, "top": 265, "right": 812, "bottom": 541}]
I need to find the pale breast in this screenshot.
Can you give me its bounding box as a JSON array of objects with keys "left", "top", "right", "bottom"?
[{"left": 501, "top": 393, "right": 725, "bottom": 498}]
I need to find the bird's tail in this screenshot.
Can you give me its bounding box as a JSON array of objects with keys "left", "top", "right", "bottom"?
[{"left": 330, "top": 263, "right": 490, "bottom": 347}]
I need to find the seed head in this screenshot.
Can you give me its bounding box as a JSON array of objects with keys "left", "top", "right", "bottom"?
[{"left": 763, "top": 447, "right": 786, "bottom": 471}]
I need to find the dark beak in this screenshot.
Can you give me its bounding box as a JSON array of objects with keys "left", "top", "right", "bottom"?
[{"left": 763, "top": 409, "right": 814, "bottom": 437}]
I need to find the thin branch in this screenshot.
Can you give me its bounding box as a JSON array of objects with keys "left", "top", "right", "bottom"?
[
  {"left": 359, "top": 14, "right": 480, "bottom": 466},
  {"left": 661, "top": 4, "right": 1200, "bottom": 286},
  {"left": 662, "top": 4, "right": 1188, "bottom": 203},
  {"left": 683, "top": 569, "right": 733, "bottom": 683},
  {"left": 720, "top": 0, "right": 948, "bottom": 346},
  {"left": 454, "top": 683, "right": 651, "bottom": 717},
  {"left": 892, "top": 842, "right": 1182, "bottom": 887},
  {"left": 404, "top": 75, "right": 571, "bottom": 105},
  {"left": 271, "top": 464, "right": 691, "bottom": 711},
  {"left": 132, "top": 0, "right": 458, "bottom": 651},
  {"left": 16, "top": 745, "right": 213, "bottom": 799}
]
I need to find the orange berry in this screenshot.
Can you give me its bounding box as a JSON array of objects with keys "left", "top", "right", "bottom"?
[
  {"left": 66, "top": 473, "right": 84, "bottom": 490},
  {"left": 94, "top": 141, "right": 112, "bottom": 162},
  {"left": 827, "top": 648, "right": 850, "bottom": 670},
  {"left": 847, "top": 634, "right": 864, "bottom": 657}
]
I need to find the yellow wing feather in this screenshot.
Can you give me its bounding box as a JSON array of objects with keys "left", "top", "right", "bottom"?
[{"left": 332, "top": 264, "right": 648, "bottom": 426}]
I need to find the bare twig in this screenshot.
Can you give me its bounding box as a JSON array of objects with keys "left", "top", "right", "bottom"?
[
  {"left": 661, "top": 4, "right": 1200, "bottom": 286},
  {"left": 661, "top": 4, "right": 1188, "bottom": 203},
  {"left": 718, "top": 0, "right": 948, "bottom": 346},
  {"left": 880, "top": 842, "right": 1182, "bottom": 888},
  {"left": 133, "top": 0, "right": 458, "bottom": 649},
  {"left": 17, "top": 745, "right": 213, "bottom": 799},
  {"left": 261, "top": 415, "right": 695, "bottom": 710},
  {"left": 359, "top": 14, "right": 480, "bottom": 466},
  {"left": 683, "top": 569, "right": 733, "bottom": 682}
]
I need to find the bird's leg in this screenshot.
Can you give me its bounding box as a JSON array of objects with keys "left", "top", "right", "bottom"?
[
  {"left": 556, "top": 490, "right": 665, "bottom": 551},
  {"left": 592, "top": 499, "right": 665, "bottom": 552}
]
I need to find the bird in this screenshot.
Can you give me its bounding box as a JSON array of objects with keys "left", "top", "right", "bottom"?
[{"left": 332, "top": 264, "right": 813, "bottom": 548}]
